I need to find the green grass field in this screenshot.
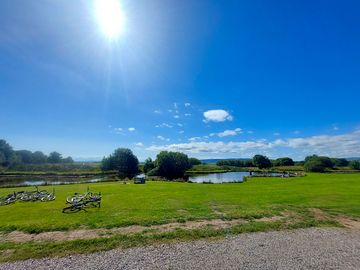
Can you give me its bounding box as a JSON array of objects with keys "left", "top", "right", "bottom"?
[
  {"left": 0, "top": 173, "right": 359, "bottom": 262},
  {"left": 0, "top": 173, "right": 359, "bottom": 233}
]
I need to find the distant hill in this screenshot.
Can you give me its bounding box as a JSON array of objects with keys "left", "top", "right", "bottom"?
[
  {"left": 200, "top": 158, "right": 251, "bottom": 164},
  {"left": 346, "top": 157, "right": 360, "bottom": 161}
]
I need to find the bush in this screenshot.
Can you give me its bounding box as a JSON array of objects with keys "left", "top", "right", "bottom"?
[
  {"left": 331, "top": 158, "right": 349, "bottom": 167},
  {"left": 304, "top": 155, "right": 334, "bottom": 172},
  {"left": 216, "top": 159, "right": 254, "bottom": 167},
  {"left": 304, "top": 159, "right": 327, "bottom": 172},
  {"left": 349, "top": 160, "right": 360, "bottom": 170},
  {"left": 147, "top": 167, "right": 160, "bottom": 176},
  {"left": 189, "top": 157, "right": 201, "bottom": 167},
  {"left": 143, "top": 158, "right": 155, "bottom": 173}
]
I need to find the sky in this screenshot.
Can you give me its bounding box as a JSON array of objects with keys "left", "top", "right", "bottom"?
[{"left": 1, "top": 0, "right": 360, "bottom": 161}]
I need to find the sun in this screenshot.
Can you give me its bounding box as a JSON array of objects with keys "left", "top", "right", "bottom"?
[{"left": 94, "top": 0, "right": 125, "bottom": 39}]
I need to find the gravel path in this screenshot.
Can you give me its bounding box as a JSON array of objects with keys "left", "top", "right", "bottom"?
[{"left": 1, "top": 228, "right": 359, "bottom": 270}]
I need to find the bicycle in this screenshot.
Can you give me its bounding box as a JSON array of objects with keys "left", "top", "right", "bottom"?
[
  {"left": 19, "top": 186, "right": 55, "bottom": 202},
  {"left": 62, "top": 188, "right": 101, "bottom": 213}
]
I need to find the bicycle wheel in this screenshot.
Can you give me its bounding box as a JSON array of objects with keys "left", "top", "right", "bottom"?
[
  {"left": 41, "top": 194, "right": 56, "bottom": 202},
  {"left": 66, "top": 195, "right": 84, "bottom": 204},
  {"left": 62, "top": 205, "right": 82, "bottom": 213}
]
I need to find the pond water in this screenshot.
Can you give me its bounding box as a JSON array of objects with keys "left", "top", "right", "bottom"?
[
  {"left": 0, "top": 177, "right": 109, "bottom": 188},
  {"left": 188, "top": 172, "right": 250, "bottom": 184}
]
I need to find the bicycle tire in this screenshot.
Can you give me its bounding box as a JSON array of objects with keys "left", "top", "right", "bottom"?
[{"left": 62, "top": 206, "right": 82, "bottom": 213}]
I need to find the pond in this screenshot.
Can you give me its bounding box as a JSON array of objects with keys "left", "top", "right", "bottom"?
[
  {"left": 0, "top": 176, "right": 111, "bottom": 188},
  {"left": 188, "top": 172, "right": 250, "bottom": 184}
]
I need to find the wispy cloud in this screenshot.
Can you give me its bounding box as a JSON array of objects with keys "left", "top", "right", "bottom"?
[
  {"left": 210, "top": 128, "right": 242, "bottom": 137},
  {"left": 128, "top": 127, "right": 136, "bottom": 132},
  {"left": 157, "top": 135, "right": 170, "bottom": 142},
  {"left": 154, "top": 110, "right": 161, "bottom": 114},
  {"left": 189, "top": 137, "right": 202, "bottom": 142},
  {"left": 147, "top": 129, "right": 360, "bottom": 159},
  {"left": 135, "top": 142, "right": 144, "bottom": 147},
  {"left": 184, "top": 103, "right": 191, "bottom": 107},
  {"left": 203, "top": 110, "right": 233, "bottom": 123},
  {"left": 155, "top": 123, "right": 173, "bottom": 128}
]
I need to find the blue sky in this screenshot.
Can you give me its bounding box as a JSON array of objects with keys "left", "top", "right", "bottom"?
[{"left": 1, "top": 0, "right": 360, "bottom": 161}]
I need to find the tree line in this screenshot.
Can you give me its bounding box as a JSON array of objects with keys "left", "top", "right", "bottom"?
[
  {"left": 216, "top": 154, "right": 360, "bottom": 172},
  {"left": 0, "top": 139, "right": 74, "bottom": 167},
  {"left": 101, "top": 148, "right": 201, "bottom": 179}
]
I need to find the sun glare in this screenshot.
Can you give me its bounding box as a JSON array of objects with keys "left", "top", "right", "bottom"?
[{"left": 95, "top": 0, "right": 125, "bottom": 39}]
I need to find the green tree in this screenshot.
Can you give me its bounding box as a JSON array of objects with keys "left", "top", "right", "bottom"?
[
  {"left": 16, "top": 150, "right": 33, "bottom": 164},
  {"left": 48, "top": 152, "right": 62, "bottom": 163},
  {"left": 273, "top": 157, "right": 294, "bottom": 166},
  {"left": 189, "top": 157, "right": 201, "bottom": 167},
  {"left": 143, "top": 157, "right": 155, "bottom": 173},
  {"left": 331, "top": 158, "right": 349, "bottom": 167},
  {"left": 156, "top": 151, "right": 190, "bottom": 179},
  {"left": 32, "top": 151, "right": 48, "bottom": 164},
  {"left": 62, "top": 156, "right": 74, "bottom": 163},
  {"left": 252, "top": 155, "right": 272, "bottom": 169},
  {"left": 101, "top": 148, "right": 139, "bottom": 178},
  {"left": 0, "top": 152, "right": 5, "bottom": 165},
  {"left": 304, "top": 155, "right": 334, "bottom": 172},
  {"left": 349, "top": 160, "right": 360, "bottom": 170},
  {"left": 304, "top": 159, "right": 327, "bottom": 172},
  {"left": 0, "top": 139, "right": 16, "bottom": 166}
]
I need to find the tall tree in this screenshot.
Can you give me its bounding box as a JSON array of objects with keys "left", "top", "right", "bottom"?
[
  {"left": 48, "top": 152, "right": 62, "bottom": 163},
  {"left": 16, "top": 150, "right": 33, "bottom": 164},
  {"left": 156, "top": 151, "right": 190, "bottom": 179},
  {"left": 252, "top": 155, "right": 272, "bottom": 169},
  {"left": 143, "top": 157, "right": 155, "bottom": 173},
  {"left": 32, "top": 151, "right": 48, "bottom": 164},
  {"left": 101, "top": 148, "right": 139, "bottom": 178}
]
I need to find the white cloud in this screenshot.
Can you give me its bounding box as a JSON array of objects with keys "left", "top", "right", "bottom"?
[
  {"left": 154, "top": 110, "right": 161, "bottom": 114},
  {"left": 174, "top": 103, "right": 178, "bottom": 109},
  {"left": 157, "top": 135, "right": 170, "bottom": 142},
  {"left": 179, "top": 130, "right": 184, "bottom": 134},
  {"left": 184, "top": 103, "right": 191, "bottom": 107},
  {"left": 293, "top": 130, "right": 300, "bottom": 135},
  {"left": 174, "top": 115, "right": 180, "bottom": 119},
  {"left": 155, "top": 123, "right": 173, "bottom": 128},
  {"left": 189, "top": 137, "right": 201, "bottom": 142},
  {"left": 177, "top": 123, "right": 183, "bottom": 127},
  {"left": 211, "top": 128, "right": 242, "bottom": 137},
  {"left": 114, "top": 127, "right": 123, "bottom": 132},
  {"left": 184, "top": 113, "right": 192, "bottom": 117},
  {"left": 128, "top": 127, "right": 136, "bottom": 132},
  {"left": 147, "top": 129, "right": 360, "bottom": 159},
  {"left": 247, "top": 130, "right": 254, "bottom": 134},
  {"left": 203, "top": 110, "right": 233, "bottom": 123},
  {"left": 135, "top": 142, "right": 144, "bottom": 147}
]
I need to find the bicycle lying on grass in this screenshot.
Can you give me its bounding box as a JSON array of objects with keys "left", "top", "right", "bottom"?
[
  {"left": 19, "top": 186, "right": 56, "bottom": 202},
  {"left": 62, "top": 188, "right": 102, "bottom": 213},
  {"left": 0, "top": 187, "right": 55, "bottom": 206}
]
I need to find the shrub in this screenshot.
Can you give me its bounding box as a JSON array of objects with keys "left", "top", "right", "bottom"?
[{"left": 349, "top": 160, "right": 360, "bottom": 170}]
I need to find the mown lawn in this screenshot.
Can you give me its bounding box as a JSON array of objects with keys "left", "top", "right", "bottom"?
[{"left": 0, "top": 173, "right": 359, "bottom": 233}]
